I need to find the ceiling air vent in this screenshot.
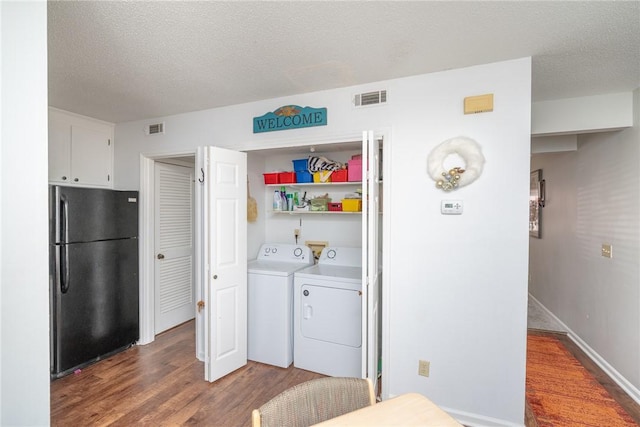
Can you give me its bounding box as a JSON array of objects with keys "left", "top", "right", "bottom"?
[
  {"left": 354, "top": 90, "right": 387, "bottom": 107},
  {"left": 145, "top": 122, "right": 165, "bottom": 135}
]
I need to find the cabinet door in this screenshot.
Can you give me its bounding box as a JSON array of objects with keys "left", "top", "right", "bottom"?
[
  {"left": 71, "top": 125, "right": 112, "bottom": 186},
  {"left": 48, "top": 120, "right": 71, "bottom": 183}
]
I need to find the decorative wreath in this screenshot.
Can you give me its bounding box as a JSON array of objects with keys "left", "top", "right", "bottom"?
[{"left": 427, "top": 136, "right": 485, "bottom": 191}]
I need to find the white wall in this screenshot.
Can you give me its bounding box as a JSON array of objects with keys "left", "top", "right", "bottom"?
[
  {"left": 115, "top": 57, "right": 531, "bottom": 426},
  {"left": 247, "top": 153, "right": 267, "bottom": 258},
  {"left": 529, "top": 88, "right": 640, "bottom": 399},
  {"left": 0, "top": 1, "right": 50, "bottom": 425},
  {"left": 382, "top": 60, "right": 530, "bottom": 427}
]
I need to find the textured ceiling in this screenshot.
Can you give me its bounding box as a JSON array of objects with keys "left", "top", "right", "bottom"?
[{"left": 48, "top": 1, "right": 640, "bottom": 124}]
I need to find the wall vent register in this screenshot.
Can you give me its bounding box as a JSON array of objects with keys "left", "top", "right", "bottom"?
[
  {"left": 354, "top": 90, "right": 387, "bottom": 107},
  {"left": 146, "top": 122, "right": 165, "bottom": 135}
]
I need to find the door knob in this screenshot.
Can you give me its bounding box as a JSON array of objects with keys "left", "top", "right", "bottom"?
[
  {"left": 213, "top": 274, "right": 218, "bottom": 279},
  {"left": 197, "top": 300, "right": 205, "bottom": 313},
  {"left": 157, "top": 253, "right": 165, "bottom": 259}
]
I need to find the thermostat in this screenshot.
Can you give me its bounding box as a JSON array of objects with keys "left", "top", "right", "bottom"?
[{"left": 441, "top": 200, "right": 463, "bottom": 215}]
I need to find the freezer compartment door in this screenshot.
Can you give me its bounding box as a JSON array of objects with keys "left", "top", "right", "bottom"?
[
  {"left": 50, "top": 185, "right": 139, "bottom": 244},
  {"left": 51, "top": 238, "right": 139, "bottom": 376}
]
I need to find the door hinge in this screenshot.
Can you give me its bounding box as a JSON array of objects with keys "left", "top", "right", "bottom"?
[
  {"left": 107, "top": 174, "right": 110, "bottom": 182},
  {"left": 108, "top": 139, "right": 111, "bottom": 146}
]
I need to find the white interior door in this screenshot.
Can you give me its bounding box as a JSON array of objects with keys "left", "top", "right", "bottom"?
[
  {"left": 198, "top": 146, "right": 247, "bottom": 382},
  {"left": 362, "top": 130, "right": 381, "bottom": 391},
  {"left": 154, "top": 163, "right": 195, "bottom": 334}
]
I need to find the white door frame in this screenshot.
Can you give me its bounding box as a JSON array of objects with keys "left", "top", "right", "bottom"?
[{"left": 139, "top": 150, "right": 196, "bottom": 345}]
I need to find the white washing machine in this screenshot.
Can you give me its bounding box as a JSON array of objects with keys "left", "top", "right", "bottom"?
[
  {"left": 248, "top": 243, "right": 314, "bottom": 368},
  {"left": 294, "top": 246, "right": 362, "bottom": 377}
]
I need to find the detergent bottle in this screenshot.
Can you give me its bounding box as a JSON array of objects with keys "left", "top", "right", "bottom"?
[{"left": 273, "top": 190, "right": 282, "bottom": 211}]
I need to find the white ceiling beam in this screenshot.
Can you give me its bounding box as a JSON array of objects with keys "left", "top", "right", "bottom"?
[{"left": 532, "top": 92, "right": 634, "bottom": 136}]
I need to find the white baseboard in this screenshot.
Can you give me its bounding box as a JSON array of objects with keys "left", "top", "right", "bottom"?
[
  {"left": 385, "top": 394, "right": 525, "bottom": 427},
  {"left": 528, "top": 293, "right": 640, "bottom": 405},
  {"left": 446, "top": 406, "right": 524, "bottom": 427},
  {"left": 568, "top": 332, "right": 640, "bottom": 404}
]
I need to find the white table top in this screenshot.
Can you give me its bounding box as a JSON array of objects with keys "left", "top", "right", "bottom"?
[{"left": 312, "top": 392, "right": 463, "bottom": 426}]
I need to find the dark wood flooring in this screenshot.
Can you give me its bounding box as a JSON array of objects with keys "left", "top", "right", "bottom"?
[
  {"left": 527, "top": 330, "right": 640, "bottom": 425},
  {"left": 50, "top": 320, "right": 325, "bottom": 426},
  {"left": 51, "top": 321, "right": 640, "bottom": 426}
]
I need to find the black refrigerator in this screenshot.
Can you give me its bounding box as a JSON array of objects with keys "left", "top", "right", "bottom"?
[{"left": 49, "top": 185, "right": 139, "bottom": 379}]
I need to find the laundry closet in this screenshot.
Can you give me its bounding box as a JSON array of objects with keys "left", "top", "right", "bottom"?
[{"left": 244, "top": 131, "right": 383, "bottom": 384}]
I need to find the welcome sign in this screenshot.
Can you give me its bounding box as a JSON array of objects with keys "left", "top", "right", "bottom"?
[{"left": 253, "top": 105, "right": 327, "bottom": 133}]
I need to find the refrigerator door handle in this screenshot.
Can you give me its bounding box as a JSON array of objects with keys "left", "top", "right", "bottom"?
[
  {"left": 60, "top": 194, "right": 69, "bottom": 244},
  {"left": 60, "top": 244, "right": 69, "bottom": 294},
  {"left": 60, "top": 195, "right": 70, "bottom": 293}
]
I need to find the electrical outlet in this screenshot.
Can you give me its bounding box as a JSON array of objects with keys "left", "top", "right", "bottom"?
[
  {"left": 601, "top": 243, "right": 613, "bottom": 258},
  {"left": 418, "top": 360, "right": 430, "bottom": 377}
]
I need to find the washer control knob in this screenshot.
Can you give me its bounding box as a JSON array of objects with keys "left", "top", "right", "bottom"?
[
  {"left": 327, "top": 249, "right": 336, "bottom": 259},
  {"left": 294, "top": 247, "right": 302, "bottom": 257},
  {"left": 303, "top": 290, "right": 309, "bottom": 296}
]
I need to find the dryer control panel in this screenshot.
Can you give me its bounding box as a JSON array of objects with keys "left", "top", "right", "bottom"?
[{"left": 317, "top": 246, "right": 362, "bottom": 267}]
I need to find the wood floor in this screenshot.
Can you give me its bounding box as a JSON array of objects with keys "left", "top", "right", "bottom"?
[
  {"left": 527, "top": 330, "right": 640, "bottom": 425},
  {"left": 50, "top": 320, "right": 325, "bottom": 426},
  {"left": 51, "top": 321, "right": 640, "bottom": 426}
]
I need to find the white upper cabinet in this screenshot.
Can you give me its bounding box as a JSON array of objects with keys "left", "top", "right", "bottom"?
[{"left": 48, "top": 108, "right": 114, "bottom": 187}]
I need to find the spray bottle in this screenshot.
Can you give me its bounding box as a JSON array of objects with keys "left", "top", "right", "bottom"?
[{"left": 280, "top": 186, "right": 287, "bottom": 210}]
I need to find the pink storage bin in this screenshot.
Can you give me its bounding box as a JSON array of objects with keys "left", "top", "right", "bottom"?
[{"left": 348, "top": 159, "right": 362, "bottom": 182}]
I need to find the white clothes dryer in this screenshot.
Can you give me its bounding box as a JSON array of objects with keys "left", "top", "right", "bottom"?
[
  {"left": 248, "top": 243, "right": 314, "bottom": 368},
  {"left": 294, "top": 246, "right": 362, "bottom": 377}
]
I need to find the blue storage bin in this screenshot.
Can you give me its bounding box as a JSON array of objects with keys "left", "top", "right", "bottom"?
[
  {"left": 292, "top": 158, "right": 308, "bottom": 171},
  {"left": 295, "top": 170, "right": 313, "bottom": 183}
]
